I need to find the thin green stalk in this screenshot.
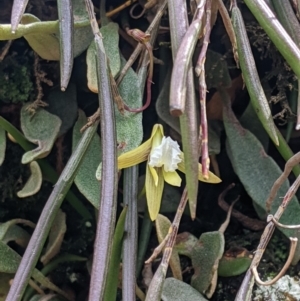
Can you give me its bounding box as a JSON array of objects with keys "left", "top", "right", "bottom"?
[
  {"left": 122, "top": 167, "right": 138, "bottom": 301},
  {"left": 231, "top": 3, "right": 279, "bottom": 145},
  {"left": 243, "top": 0, "right": 300, "bottom": 79},
  {"left": 5, "top": 120, "right": 99, "bottom": 301},
  {"left": 85, "top": 1, "right": 118, "bottom": 300},
  {"left": 0, "top": 116, "right": 92, "bottom": 220}
]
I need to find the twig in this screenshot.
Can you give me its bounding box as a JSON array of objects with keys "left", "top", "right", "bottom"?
[
  {"left": 218, "top": 184, "right": 266, "bottom": 231},
  {"left": 106, "top": 0, "right": 138, "bottom": 18},
  {"left": 196, "top": 0, "right": 212, "bottom": 179},
  {"left": 266, "top": 152, "right": 300, "bottom": 212},
  {"left": 0, "top": 40, "right": 12, "bottom": 61},
  {"left": 123, "top": 29, "right": 153, "bottom": 112},
  {"left": 235, "top": 164, "right": 300, "bottom": 300},
  {"left": 115, "top": 0, "right": 167, "bottom": 86}
]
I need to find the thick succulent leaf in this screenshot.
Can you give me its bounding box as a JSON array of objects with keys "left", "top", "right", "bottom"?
[
  {"left": 223, "top": 93, "right": 300, "bottom": 262},
  {"left": 21, "top": 103, "right": 62, "bottom": 164},
  {"left": 72, "top": 0, "right": 94, "bottom": 57},
  {"left": 0, "top": 127, "right": 5, "bottom": 165},
  {"left": 45, "top": 84, "right": 78, "bottom": 136},
  {"left": 162, "top": 278, "right": 208, "bottom": 301},
  {"left": 57, "top": 0, "right": 74, "bottom": 90},
  {"left": 218, "top": 248, "right": 252, "bottom": 277},
  {"left": 87, "top": 22, "right": 120, "bottom": 92},
  {"left": 155, "top": 214, "right": 182, "bottom": 280},
  {"left": 240, "top": 102, "right": 269, "bottom": 151},
  {"left": 11, "top": 0, "right": 29, "bottom": 33},
  {"left": 115, "top": 57, "right": 143, "bottom": 153},
  {"left": 175, "top": 232, "right": 198, "bottom": 257},
  {"left": 72, "top": 110, "right": 101, "bottom": 208},
  {"left": 0, "top": 219, "right": 29, "bottom": 241},
  {"left": 0, "top": 241, "right": 70, "bottom": 298},
  {"left": 21, "top": 14, "right": 60, "bottom": 60},
  {"left": 2, "top": 224, "right": 30, "bottom": 248},
  {"left": 190, "top": 232, "right": 224, "bottom": 298},
  {"left": 17, "top": 161, "right": 42, "bottom": 198},
  {"left": 41, "top": 210, "right": 66, "bottom": 265}
]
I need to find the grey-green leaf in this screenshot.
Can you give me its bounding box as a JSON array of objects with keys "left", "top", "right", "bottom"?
[
  {"left": 86, "top": 22, "right": 120, "bottom": 93},
  {"left": 21, "top": 14, "right": 60, "bottom": 61},
  {"left": 72, "top": 110, "right": 101, "bottom": 208},
  {"left": 190, "top": 232, "right": 224, "bottom": 297},
  {"left": 115, "top": 57, "right": 143, "bottom": 154},
  {"left": 72, "top": 0, "right": 94, "bottom": 57},
  {"left": 45, "top": 84, "right": 78, "bottom": 136},
  {"left": 21, "top": 103, "right": 62, "bottom": 164},
  {"left": 222, "top": 90, "right": 300, "bottom": 261},
  {"left": 17, "top": 161, "right": 42, "bottom": 198},
  {"left": 162, "top": 278, "right": 208, "bottom": 301}
]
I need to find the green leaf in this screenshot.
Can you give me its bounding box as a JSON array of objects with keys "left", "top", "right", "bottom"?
[
  {"left": 239, "top": 102, "right": 269, "bottom": 151},
  {"left": 86, "top": 22, "right": 120, "bottom": 92},
  {"left": 45, "top": 84, "right": 78, "bottom": 136},
  {"left": 2, "top": 224, "right": 30, "bottom": 248},
  {"left": 17, "top": 161, "right": 42, "bottom": 198},
  {"left": 103, "top": 206, "right": 128, "bottom": 301},
  {"left": 0, "top": 127, "right": 5, "bottom": 165},
  {"left": 72, "top": 0, "right": 94, "bottom": 57},
  {"left": 72, "top": 110, "right": 101, "bottom": 208},
  {"left": 162, "top": 278, "right": 208, "bottom": 301},
  {"left": 190, "top": 232, "right": 224, "bottom": 298},
  {"left": 218, "top": 248, "right": 252, "bottom": 277},
  {"left": 21, "top": 103, "right": 62, "bottom": 164},
  {"left": 41, "top": 210, "right": 66, "bottom": 265},
  {"left": 175, "top": 232, "right": 198, "bottom": 257},
  {"left": 21, "top": 14, "right": 60, "bottom": 61},
  {"left": 155, "top": 214, "right": 182, "bottom": 280},
  {"left": 222, "top": 90, "right": 300, "bottom": 262},
  {"left": 115, "top": 57, "right": 143, "bottom": 153},
  {"left": 0, "top": 241, "right": 71, "bottom": 299}
]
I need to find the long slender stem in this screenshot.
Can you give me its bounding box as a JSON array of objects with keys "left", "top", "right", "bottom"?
[
  {"left": 85, "top": 1, "right": 118, "bottom": 300},
  {"left": 122, "top": 166, "right": 138, "bottom": 301},
  {"left": 5, "top": 121, "right": 99, "bottom": 301}
]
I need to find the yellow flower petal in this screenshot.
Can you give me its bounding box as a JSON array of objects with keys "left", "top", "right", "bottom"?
[
  {"left": 149, "top": 165, "right": 159, "bottom": 186},
  {"left": 163, "top": 170, "right": 182, "bottom": 187},
  {"left": 146, "top": 165, "right": 164, "bottom": 221},
  {"left": 118, "top": 138, "right": 152, "bottom": 169},
  {"left": 151, "top": 124, "right": 164, "bottom": 148},
  {"left": 177, "top": 155, "right": 221, "bottom": 184}
]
